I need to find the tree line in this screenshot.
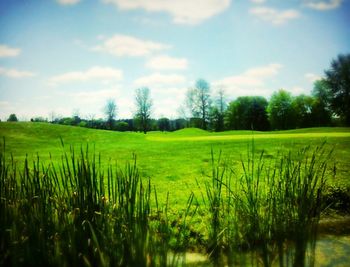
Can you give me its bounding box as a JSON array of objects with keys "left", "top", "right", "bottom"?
[{"left": 5, "top": 54, "right": 350, "bottom": 132}]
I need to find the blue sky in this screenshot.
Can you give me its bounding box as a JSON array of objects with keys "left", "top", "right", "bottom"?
[{"left": 0, "top": 0, "right": 349, "bottom": 120}]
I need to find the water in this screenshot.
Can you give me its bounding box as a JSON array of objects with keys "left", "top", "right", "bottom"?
[{"left": 181, "top": 234, "right": 350, "bottom": 266}]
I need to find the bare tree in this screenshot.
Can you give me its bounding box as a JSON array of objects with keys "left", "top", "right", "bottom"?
[
  {"left": 49, "top": 111, "right": 56, "bottom": 123},
  {"left": 186, "top": 79, "right": 211, "bottom": 129},
  {"left": 104, "top": 99, "right": 117, "bottom": 129},
  {"left": 210, "top": 88, "right": 226, "bottom": 131},
  {"left": 135, "top": 87, "right": 152, "bottom": 134}
]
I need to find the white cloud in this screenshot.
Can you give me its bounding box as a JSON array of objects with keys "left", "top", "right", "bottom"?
[
  {"left": 146, "top": 55, "right": 188, "bottom": 70},
  {"left": 102, "top": 0, "right": 231, "bottom": 25},
  {"left": 304, "top": 0, "right": 342, "bottom": 10},
  {"left": 305, "top": 73, "right": 322, "bottom": 83},
  {"left": 56, "top": 0, "right": 81, "bottom": 5},
  {"left": 92, "top": 34, "right": 171, "bottom": 57},
  {"left": 250, "top": 7, "right": 300, "bottom": 25},
  {"left": 0, "top": 67, "right": 36, "bottom": 78},
  {"left": 213, "top": 63, "right": 283, "bottom": 97},
  {"left": 67, "top": 88, "right": 122, "bottom": 104},
  {"left": 48, "top": 66, "right": 123, "bottom": 85},
  {"left": 134, "top": 73, "right": 186, "bottom": 88},
  {"left": 0, "top": 45, "right": 21, "bottom": 57}
]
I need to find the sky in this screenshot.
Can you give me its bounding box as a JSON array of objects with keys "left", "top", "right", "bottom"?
[{"left": 0, "top": 0, "right": 349, "bottom": 121}]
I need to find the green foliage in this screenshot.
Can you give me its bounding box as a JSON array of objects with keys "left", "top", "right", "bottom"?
[
  {"left": 311, "top": 79, "right": 332, "bottom": 127},
  {"left": 267, "top": 90, "right": 294, "bottom": 130},
  {"left": 78, "top": 121, "right": 87, "bottom": 127},
  {"left": 158, "top": 117, "right": 170, "bottom": 131},
  {"left": 115, "top": 121, "right": 129, "bottom": 131},
  {"left": 7, "top": 113, "right": 18, "bottom": 122},
  {"left": 31, "top": 116, "right": 48, "bottom": 122},
  {"left": 225, "top": 96, "right": 269, "bottom": 131},
  {"left": 291, "top": 94, "right": 314, "bottom": 128},
  {"left": 325, "top": 54, "right": 350, "bottom": 125}
]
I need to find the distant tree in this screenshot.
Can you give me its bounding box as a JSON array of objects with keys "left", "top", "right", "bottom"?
[
  {"left": 267, "top": 90, "right": 294, "bottom": 130},
  {"left": 225, "top": 96, "right": 269, "bottom": 131},
  {"left": 325, "top": 54, "right": 350, "bottom": 125},
  {"left": 78, "top": 121, "right": 87, "bottom": 127},
  {"left": 31, "top": 117, "right": 47, "bottom": 122},
  {"left": 7, "top": 114, "right": 18, "bottom": 122},
  {"left": 104, "top": 99, "right": 117, "bottom": 129},
  {"left": 171, "top": 118, "right": 187, "bottom": 131},
  {"left": 134, "top": 87, "right": 152, "bottom": 134},
  {"left": 71, "top": 109, "right": 81, "bottom": 126},
  {"left": 209, "top": 106, "right": 222, "bottom": 132},
  {"left": 292, "top": 95, "right": 314, "bottom": 128},
  {"left": 49, "top": 111, "right": 57, "bottom": 123},
  {"left": 311, "top": 79, "right": 332, "bottom": 126},
  {"left": 115, "top": 121, "right": 129, "bottom": 132},
  {"left": 186, "top": 79, "right": 211, "bottom": 130},
  {"left": 61, "top": 117, "right": 74, "bottom": 125},
  {"left": 158, "top": 117, "right": 170, "bottom": 131},
  {"left": 210, "top": 89, "right": 226, "bottom": 131}
]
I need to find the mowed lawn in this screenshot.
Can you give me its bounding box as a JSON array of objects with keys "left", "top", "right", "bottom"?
[{"left": 1, "top": 122, "right": 350, "bottom": 206}]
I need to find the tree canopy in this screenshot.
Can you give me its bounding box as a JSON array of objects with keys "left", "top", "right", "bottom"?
[
  {"left": 7, "top": 114, "right": 18, "bottom": 122},
  {"left": 267, "top": 90, "right": 294, "bottom": 130},
  {"left": 325, "top": 54, "right": 350, "bottom": 125}
]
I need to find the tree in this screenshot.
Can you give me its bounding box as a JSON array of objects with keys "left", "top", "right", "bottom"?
[
  {"left": 325, "top": 54, "right": 350, "bottom": 125},
  {"left": 7, "top": 114, "right": 18, "bottom": 122},
  {"left": 157, "top": 117, "right": 170, "bottom": 131},
  {"left": 104, "top": 99, "right": 117, "bottom": 129},
  {"left": 225, "top": 96, "right": 269, "bottom": 131},
  {"left": 134, "top": 87, "right": 152, "bottom": 134},
  {"left": 186, "top": 79, "right": 211, "bottom": 130},
  {"left": 291, "top": 94, "right": 314, "bottom": 128},
  {"left": 311, "top": 79, "right": 332, "bottom": 126},
  {"left": 115, "top": 121, "right": 129, "bottom": 131},
  {"left": 267, "top": 90, "right": 294, "bottom": 130},
  {"left": 210, "top": 89, "right": 226, "bottom": 131}
]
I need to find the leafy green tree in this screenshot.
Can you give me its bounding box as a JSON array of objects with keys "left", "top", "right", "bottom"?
[
  {"left": 225, "top": 96, "right": 269, "bottom": 130},
  {"left": 157, "top": 117, "right": 170, "bottom": 132},
  {"left": 186, "top": 79, "right": 211, "bottom": 130},
  {"left": 115, "top": 121, "right": 129, "bottom": 131},
  {"left": 134, "top": 87, "right": 152, "bottom": 134},
  {"left": 291, "top": 95, "right": 314, "bottom": 128},
  {"left": 267, "top": 90, "right": 294, "bottom": 130},
  {"left": 7, "top": 114, "right": 18, "bottom": 122},
  {"left": 104, "top": 99, "right": 117, "bottom": 130},
  {"left": 325, "top": 54, "right": 350, "bottom": 125},
  {"left": 311, "top": 79, "right": 332, "bottom": 126}
]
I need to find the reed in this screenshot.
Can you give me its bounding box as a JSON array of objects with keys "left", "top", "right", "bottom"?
[{"left": 0, "top": 139, "right": 334, "bottom": 267}]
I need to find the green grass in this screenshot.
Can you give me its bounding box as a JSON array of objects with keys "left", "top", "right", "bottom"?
[
  {"left": 1, "top": 122, "right": 350, "bottom": 207},
  {"left": 1, "top": 123, "right": 349, "bottom": 266}
]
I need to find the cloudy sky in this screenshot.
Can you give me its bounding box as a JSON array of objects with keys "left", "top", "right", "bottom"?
[{"left": 0, "top": 0, "right": 349, "bottom": 120}]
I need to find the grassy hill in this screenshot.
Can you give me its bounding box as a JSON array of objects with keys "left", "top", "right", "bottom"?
[{"left": 1, "top": 122, "right": 350, "bottom": 205}]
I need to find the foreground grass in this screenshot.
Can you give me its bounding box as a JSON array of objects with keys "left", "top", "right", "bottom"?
[
  {"left": 0, "top": 122, "right": 350, "bottom": 207},
  {"left": 0, "top": 139, "right": 335, "bottom": 266}
]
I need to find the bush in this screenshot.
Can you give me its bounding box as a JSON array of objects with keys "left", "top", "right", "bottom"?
[{"left": 115, "top": 121, "right": 129, "bottom": 131}]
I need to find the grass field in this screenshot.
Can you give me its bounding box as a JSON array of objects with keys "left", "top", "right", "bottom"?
[
  {"left": 1, "top": 122, "right": 349, "bottom": 207},
  {"left": 1, "top": 122, "right": 350, "bottom": 266}
]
